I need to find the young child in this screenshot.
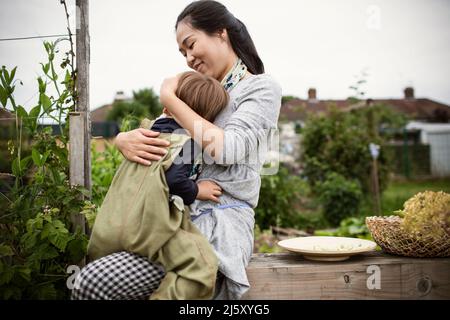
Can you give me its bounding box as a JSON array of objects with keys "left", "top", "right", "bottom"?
[{"left": 87, "top": 71, "right": 229, "bottom": 300}]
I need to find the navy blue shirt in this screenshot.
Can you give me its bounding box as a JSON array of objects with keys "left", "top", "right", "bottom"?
[{"left": 150, "top": 117, "right": 200, "bottom": 205}]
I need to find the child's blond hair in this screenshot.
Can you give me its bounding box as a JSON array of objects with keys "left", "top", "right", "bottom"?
[{"left": 176, "top": 71, "right": 229, "bottom": 122}]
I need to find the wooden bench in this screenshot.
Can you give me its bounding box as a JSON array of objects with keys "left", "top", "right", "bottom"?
[{"left": 242, "top": 252, "right": 450, "bottom": 299}]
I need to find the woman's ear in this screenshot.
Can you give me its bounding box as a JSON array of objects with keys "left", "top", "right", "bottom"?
[{"left": 218, "top": 28, "right": 228, "bottom": 42}]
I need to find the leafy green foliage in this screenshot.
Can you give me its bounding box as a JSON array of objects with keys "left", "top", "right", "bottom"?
[
  {"left": 107, "top": 88, "right": 162, "bottom": 130},
  {"left": 301, "top": 107, "right": 389, "bottom": 194},
  {"left": 0, "top": 37, "right": 89, "bottom": 299},
  {"left": 253, "top": 225, "right": 283, "bottom": 253},
  {"left": 314, "top": 216, "right": 373, "bottom": 240},
  {"left": 316, "top": 172, "right": 363, "bottom": 225},
  {"left": 255, "top": 165, "right": 310, "bottom": 230},
  {"left": 107, "top": 100, "right": 149, "bottom": 130},
  {"left": 133, "top": 88, "right": 163, "bottom": 118},
  {"left": 90, "top": 142, "right": 123, "bottom": 207},
  {"left": 300, "top": 104, "right": 403, "bottom": 226}
]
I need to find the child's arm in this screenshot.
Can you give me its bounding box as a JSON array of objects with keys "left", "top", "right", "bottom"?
[
  {"left": 165, "top": 161, "right": 223, "bottom": 205},
  {"left": 165, "top": 161, "right": 199, "bottom": 206},
  {"left": 165, "top": 139, "right": 222, "bottom": 205}
]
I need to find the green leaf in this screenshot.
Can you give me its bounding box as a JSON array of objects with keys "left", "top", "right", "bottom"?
[
  {"left": 9, "top": 66, "right": 17, "bottom": 83},
  {"left": 0, "top": 267, "right": 14, "bottom": 285},
  {"left": 66, "top": 235, "right": 88, "bottom": 263},
  {"left": 37, "top": 77, "right": 46, "bottom": 93},
  {"left": 0, "top": 244, "right": 14, "bottom": 257},
  {"left": 20, "top": 156, "right": 32, "bottom": 172},
  {"left": 29, "top": 104, "right": 41, "bottom": 119},
  {"left": 32, "top": 148, "right": 43, "bottom": 166},
  {"left": 50, "top": 167, "right": 62, "bottom": 184},
  {"left": 12, "top": 158, "right": 20, "bottom": 177},
  {"left": 39, "top": 93, "right": 52, "bottom": 112},
  {"left": 21, "top": 231, "right": 37, "bottom": 251},
  {"left": 14, "top": 265, "right": 31, "bottom": 283},
  {"left": 40, "top": 223, "right": 52, "bottom": 240},
  {"left": 0, "top": 66, "right": 8, "bottom": 87},
  {"left": 42, "top": 150, "right": 51, "bottom": 164},
  {"left": 16, "top": 105, "right": 28, "bottom": 119},
  {"left": 34, "top": 283, "right": 57, "bottom": 300},
  {"left": 0, "top": 86, "right": 7, "bottom": 106},
  {"left": 40, "top": 63, "right": 50, "bottom": 75},
  {"left": 64, "top": 70, "right": 71, "bottom": 86},
  {"left": 30, "top": 244, "right": 59, "bottom": 261},
  {"left": 48, "top": 219, "right": 70, "bottom": 252},
  {"left": 3, "top": 68, "right": 10, "bottom": 84},
  {"left": 1, "top": 285, "right": 22, "bottom": 300}
]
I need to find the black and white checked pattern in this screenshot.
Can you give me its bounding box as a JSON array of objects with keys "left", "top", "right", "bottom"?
[{"left": 70, "top": 251, "right": 166, "bottom": 300}]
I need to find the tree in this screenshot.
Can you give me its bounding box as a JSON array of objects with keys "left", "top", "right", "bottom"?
[
  {"left": 133, "top": 88, "right": 162, "bottom": 119},
  {"left": 106, "top": 88, "right": 163, "bottom": 130}
]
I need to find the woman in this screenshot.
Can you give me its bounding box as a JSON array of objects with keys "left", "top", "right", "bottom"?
[{"left": 71, "top": 0, "right": 281, "bottom": 300}]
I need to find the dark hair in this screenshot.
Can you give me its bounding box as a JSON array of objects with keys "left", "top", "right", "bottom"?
[
  {"left": 175, "top": 0, "right": 264, "bottom": 75},
  {"left": 176, "top": 71, "right": 229, "bottom": 122}
]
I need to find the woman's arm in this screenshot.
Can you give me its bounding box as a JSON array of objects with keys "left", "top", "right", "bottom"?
[
  {"left": 160, "top": 88, "right": 224, "bottom": 161},
  {"left": 114, "top": 128, "right": 170, "bottom": 166},
  {"left": 160, "top": 74, "right": 282, "bottom": 166}
]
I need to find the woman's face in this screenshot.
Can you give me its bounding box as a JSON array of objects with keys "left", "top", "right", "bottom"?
[{"left": 176, "top": 21, "right": 235, "bottom": 81}]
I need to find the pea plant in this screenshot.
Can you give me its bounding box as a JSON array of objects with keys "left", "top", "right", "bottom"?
[{"left": 0, "top": 2, "right": 91, "bottom": 299}]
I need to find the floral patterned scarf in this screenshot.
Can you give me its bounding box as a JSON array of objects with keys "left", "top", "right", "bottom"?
[{"left": 220, "top": 58, "right": 248, "bottom": 92}]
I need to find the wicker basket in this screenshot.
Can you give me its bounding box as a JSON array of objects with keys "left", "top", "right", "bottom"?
[{"left": 365, "top": 216, "right": 450, "bottom": 258}]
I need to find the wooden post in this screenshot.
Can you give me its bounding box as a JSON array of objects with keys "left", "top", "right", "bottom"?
[
  {"left": 369, "top": 143, "right": 381, "bottom": 216},
  {"left": 372, "top": 157, "right": 381, "bottom": 216},
  {"left": 69, "top": 0, "right": 91, "bottom": 266}
]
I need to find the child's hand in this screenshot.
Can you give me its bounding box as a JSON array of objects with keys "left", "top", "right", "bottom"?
[{"left": 196, "top": 180, "right": 222, "bottom": 203}]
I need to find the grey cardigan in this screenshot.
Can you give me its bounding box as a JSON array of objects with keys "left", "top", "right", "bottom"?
[{"left": 189, "top": 73, "right": 282, "bottom": 299}]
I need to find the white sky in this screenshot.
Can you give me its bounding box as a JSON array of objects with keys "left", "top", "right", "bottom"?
[{"left": 1, "top": 0, "right": 449, "bottom": 114}]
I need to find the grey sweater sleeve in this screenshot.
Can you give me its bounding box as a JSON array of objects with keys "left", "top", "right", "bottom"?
[{"left": 216, "top": 75, "right": 282, "bottom": 166}]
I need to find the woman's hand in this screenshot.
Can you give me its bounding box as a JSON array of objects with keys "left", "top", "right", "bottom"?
[
  {"left": 196, "top": 180, "right": 222, "bottom": 203},
  {"left": 115, "top": 128, "right": 170, "bottom": 166}
]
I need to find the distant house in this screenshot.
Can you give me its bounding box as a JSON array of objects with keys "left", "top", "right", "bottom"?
[
  {"left": 280, "top": 87, "right": 450, "bottom": 125},
  {"left": 406, "top": 121, "right": 450, "bottom": 176},
  {"left": 90, "top": 91, "right": 129, "bottom": 140},
  {"left": 279, "top": 87, "right": 450, "bottom": 177}
]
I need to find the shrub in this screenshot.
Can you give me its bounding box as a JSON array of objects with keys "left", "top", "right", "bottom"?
[
  {"left": 255, "top": 165, "right": 310, "bottom": 230},
  {"left": 317, "top": 172, "right": 363, "bottom": 226},
  {"left": 301, "top": 107, "right": 390, "bottom": 194}
]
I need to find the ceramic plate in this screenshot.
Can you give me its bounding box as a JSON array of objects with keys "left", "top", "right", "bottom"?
[{"left": 277, "top": 236, "right": 377, "bottom": 261}]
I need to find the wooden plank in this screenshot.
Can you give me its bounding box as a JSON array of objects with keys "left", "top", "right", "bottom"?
[
  {"left": 242, "top": 252, "right": 450, "bottom": 300},
  {"left": 69, "top": 112, "right": 86, "bottom": 267}
]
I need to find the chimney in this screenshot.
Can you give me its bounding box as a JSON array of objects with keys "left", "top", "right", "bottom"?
[
  {"left": 308, "top": 88, "right": 317, "bottom": 102},
  {"left": 114, "top": 90, "right": 126, "bottom": 102},
  {"left": 404, "top": 87, "right": 414, "bottom": 100}
]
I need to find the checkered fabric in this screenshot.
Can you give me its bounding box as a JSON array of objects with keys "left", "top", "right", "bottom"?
[{"left": 70, "top": 251, "right": 166, "bottom": 300}]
